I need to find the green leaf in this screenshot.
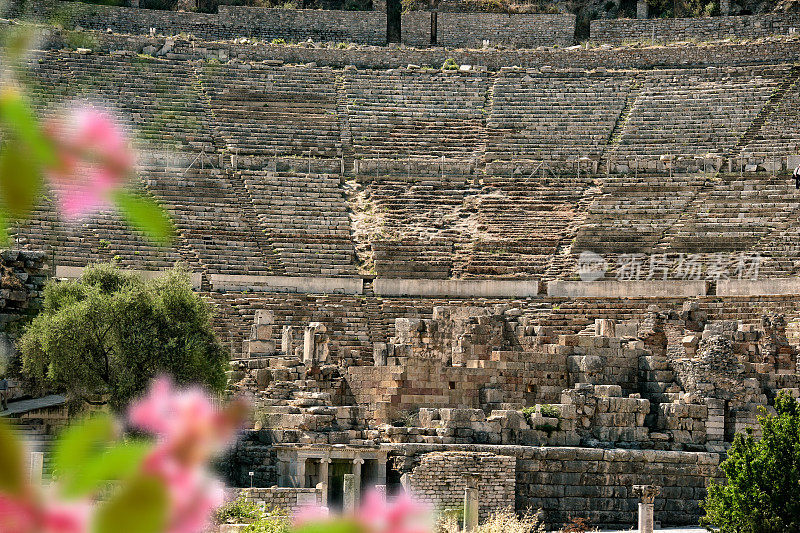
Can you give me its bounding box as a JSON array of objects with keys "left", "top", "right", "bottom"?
[
  {"left": 93, "top": 474, "right": 169, "bottom": 533},
  {"left": 52, "top": 413, "right": 116, "bottom": 485},
  {"left": 60, "top": 440, "right": 152, "bottom": 499},
  {"left": 0, "top": 418, "right": 27, "bottom": 495},
  {"left": 294, "top": 520, "right": 365, "bottom": 533},
  {"left": 0, "top": 142, "right": 43, "bottom": 218},
  {"left": 112, "top": 189, "right": 174, "bottom": 245},
  {"left": 0, "top": 88, "right": 56, "bottom": 167}
]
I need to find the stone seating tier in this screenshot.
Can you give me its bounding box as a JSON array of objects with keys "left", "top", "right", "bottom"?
[
  {"left": 200, "top": 64, "right": 342, "bottom": 159},
  {"left": 344, "top": 69, "right": 488, "bottom": 160},
  {"left": 486, "top": 71, "right": 632, "bottom": 162}
]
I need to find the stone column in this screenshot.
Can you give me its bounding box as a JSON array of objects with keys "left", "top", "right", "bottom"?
[
  {"left": 636, "top": 0, "right": 648, "bottom": 18},
  {"left": 282, "top": 325, "right": 295, "bottom": 355},
  {"left": 720, "top": 0, "right": 730, "bottom": 15},
  {"left": 463, "top": 474, "right": 480, "bottom": 532},
  {"left": 352, "top": 457, "right": 364, "bottom": 507},
  {"left": 376, "top": 458, "right": 387, "bottom": 486},
  {"left": 400, "top": 473, "right": 412, "bottom": 493},
  {"left": 596, "top": 319, "right": 616, "bottom": 337},
  {"left": 29, "top": 452, "right": 44, "bottom": 484},
  {"left": 278, "top": 457, "right": 291, "bottom": 487},
  {"left": 343, "top": 474, "right": 357, "bottom": 514},
  {"left": 633, "top": 485, "right": 660, "bottom": 533},
  {"left": 304, "top": 322, "right": 328, "bottom": 366},
  {"left": 373, "top": 343, "right": 388, "bottom": 366},
  {"left": 303, "top": 327, "right": 315, "bottom": 365},
  {"left": 319, "top": 458, "right": 331, "bottom": 507}
]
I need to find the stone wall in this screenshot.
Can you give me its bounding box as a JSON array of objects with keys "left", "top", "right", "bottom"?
[
  {"left": 408, "top": 451, "right": 515, "bottom": 520},
  {"left": 240, "top": 487, "right": 322, "bottom": 513},
  {"left": 0, "top": 250, "right": 49, "bottom": 338},
  {"left": 389, "top": 443, "right": 724, "bottom": 528},
  {"left": 591, "top": 13, "right": 800, "bottom": 44},
  {"left": 18, "top": 0, "right": 574, "bottom": 47},
  {"left": 39, "top": 28, "right": 800, "bottom": 70},
  {"left": 436, "top": 12, "right": 575, "bottom": 48}
]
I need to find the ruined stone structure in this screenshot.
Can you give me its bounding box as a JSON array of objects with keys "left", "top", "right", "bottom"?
[
  {"left": 221, "top": 306, "right": 797, "bottom": 527},
  {"left": 6, "top": 3, "right": 800, "bottom": 529},
  {"left": 590, "top": 12, "right": 800, "bottom": 45},
  {"left": 17, "top": 0, "right": 575, "bottom": 48}
]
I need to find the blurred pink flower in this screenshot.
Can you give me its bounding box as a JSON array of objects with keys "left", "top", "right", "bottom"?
[
  {"left": 294, "top": 490, "right": 430, "bottom": 533},
  {"left": 128, "top": 377, "right": 244, "bottom": 465},
  {"left": 128, "top": 377, "right": 247, "bottom": 533},
  {"left": 0, "top": 493, "right": 90, "bottom": 533},
  {"left": 293, "top": 503, "right": 330, "bottom": 526},
  {"left": 141, "top": 448, "right": 225, "bottom": 533},
  {"left": 357, "top": 490, "right": 430, "bottom": 533},
  {"left": 43, "top": 105, "right": 134, "bottom": 219}
]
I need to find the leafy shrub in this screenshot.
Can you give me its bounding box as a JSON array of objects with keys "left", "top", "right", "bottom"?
[
  {"left": 243, "top": 515, "right": 291, "bottom": 533},
  {"left": 521, "top": 405, "right": 560, "bottom": 434},
  {"left": 521, "top": 406, "right": 537, "bottom": 424},
  {"left": 20, "top": 263, "right": 228, "bottom": 410},
  {"left": 214, "top": 495, "right": 264, "bottom": 524},
  {"left": 390, "top": 409, "right": 417, "bottom": 427},
  {"left": 700, "top": 392, "right": 800, "bottom": 533},
  {"left": 271, "top": 38, "right": 287, "bottom": 45},
  {"left": 539, "top": 404, "right": 561, "bottom": 419},
  {"left": 441, "top": 58, "right": 459, "bottom": 71},
  {"left": 65, "top": 31, "right": 98, "bottom": 50}
]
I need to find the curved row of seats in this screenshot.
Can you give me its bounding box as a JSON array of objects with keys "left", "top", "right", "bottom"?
[{"left": 16, "top": 52, "right": 800, "bottom": 280}]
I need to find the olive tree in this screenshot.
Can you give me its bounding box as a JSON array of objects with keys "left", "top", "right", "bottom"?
[{"left": 20, "top": 263, "right": 227, "bottom": 410}]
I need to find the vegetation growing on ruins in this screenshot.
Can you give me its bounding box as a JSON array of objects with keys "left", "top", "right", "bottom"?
[
  {"left": 441, "top": 58, "right": 459, "bottom": 70},
  {"left": 19, "top": 263, "right": 227, "bottom": 410},
  {"left": 700, "top": 391, "right": 800, "bottom": 533},
  {"left": 242, "top": 516, "right": 292, "bottom": 533},
  {"left": 214, "top": 495, "right": 267, "bottom": 524},
  {"left": 435, "top": 509, "right": 546, "bottom": 533}
]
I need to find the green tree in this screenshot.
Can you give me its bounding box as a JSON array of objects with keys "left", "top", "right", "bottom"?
[
  {"left": 20, "top": 263, "right": 227, "bottom": 410},
  {"left": 701, "top": 392, "right": 800, "bottom": 533}
]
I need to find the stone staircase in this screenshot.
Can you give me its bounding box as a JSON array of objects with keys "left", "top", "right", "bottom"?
[
  {"left": 663, "top": 174, "right": 797, "bottom": 253},
  {"left": 574, "top": 174, "right": 706, "bottom": 254},
  {"left": 462, "top": 174, "right": 593, "bottom": 278},
  {"left": 239, "top": 170, "right": 357, "bottom": 276},
  {"left": 741, "top": 70, "right": 800, "bottom": 156},
  {"left": 144, "top": 163, "right": 275, "bottom": 275}
]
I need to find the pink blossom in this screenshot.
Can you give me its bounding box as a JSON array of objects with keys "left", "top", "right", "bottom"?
[
  {"left": 0, "top": 493, "right": 90, "bottom": 533},
  {"left": 141, "top": 448, "right": 224, "bottom": 533},
  {"left": 357, "top": 490, "right": 430, "bottom": 533},
  {"left": 128, "top": 377, "right": 246, "bottom": 533},
  {"left": 293, "top": 503, "right": 330, "bottom": 526},
  {"left": 43, "top": 104, "right": 135, "bottom": 219},
  {"left": 128, "top": 376, "right": 244, "bottom": 465},
  {"left": 294, "top": 490, "right": 431, "bottom": 533}
]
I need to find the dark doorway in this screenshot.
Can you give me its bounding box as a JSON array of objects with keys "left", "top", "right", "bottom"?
[
  {"left": 361, "top": 459, "right": 381, "bottom": 493},
  {"left": 327, "top": 460, "right": 353, "bottom": 511},
  {"left": 724, "top": 401, "right": 735, "bottom": 442},
  {"left": 387, "top": 0, "right": 401, "bottom": 43}
]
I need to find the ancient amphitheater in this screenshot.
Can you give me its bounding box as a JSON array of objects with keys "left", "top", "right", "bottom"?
[{"left": 4, "top": 0, "right": 800, "bottom": 529}]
